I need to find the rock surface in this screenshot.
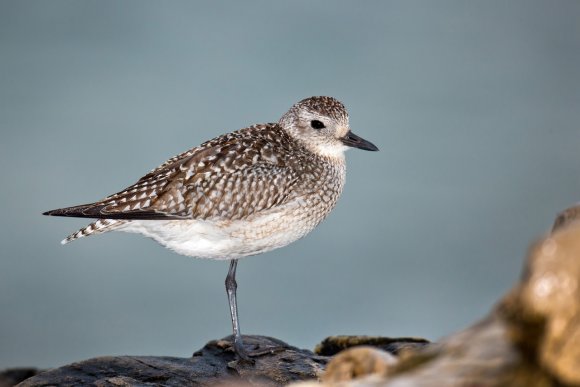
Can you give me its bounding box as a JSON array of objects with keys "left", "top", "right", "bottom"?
[
  {"left": 321, "top": 346, "right": 397, "bottom": 384},
  {"left": 315, "top": 336, "right": 430, "bottom": 357},
  {"left": 552, "top": 203, "right": 580, "bottom": 231},
  {"left": 16, "top": 335, "right": 327, "bottom": 386},
  {"left": 0, "top": 369, "right": 39, "bottom": 387},
  {"left": 10, "top": 335, "right": 428, "bottom": 386}
]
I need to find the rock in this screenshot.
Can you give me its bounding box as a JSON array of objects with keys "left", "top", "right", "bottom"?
[
  {"left": 0, "top": 368, "right": 40, "bottom": 387},
  {"left": 552, "top": 203, "right": 580, "bottom": 231},
  {"left": 17, "top": 335, "right": 327, "bottom": 387},
  {"left": 501, "top": 223, "right": 580, "bottom": 385},
  {"left": 315, "top": 336, "right": 430, "bottom": 357},
  {"left": 11, "top": 334, "right": 426, "bottom": 386},
  {"left": 321, "top": 346, "right": 397, "bottom": 383}
]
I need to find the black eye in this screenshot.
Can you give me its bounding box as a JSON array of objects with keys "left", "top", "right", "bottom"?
[{"left": 310, "top": 120, "right": 325, "bottom": 129}]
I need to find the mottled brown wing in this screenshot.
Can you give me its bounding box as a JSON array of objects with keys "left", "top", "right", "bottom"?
[
  {"left": 128, "top": 133, "right": 301, "bottom": 220},
  {"left": 45, "top": 125, "right": 301, "bottom": 221}
]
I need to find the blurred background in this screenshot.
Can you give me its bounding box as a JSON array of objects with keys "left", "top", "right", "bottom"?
[{"left": 1, "top": 0, "right": 580, "bottom": 369}]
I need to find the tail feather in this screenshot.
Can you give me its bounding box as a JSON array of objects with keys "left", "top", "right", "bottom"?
[{"left": 62, "top": 219, "right": 125, "bottom": 244}]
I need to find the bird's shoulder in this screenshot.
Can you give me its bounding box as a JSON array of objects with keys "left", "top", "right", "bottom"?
[{"left": 144, "top": 123, "right": 302, "bottom": 178}]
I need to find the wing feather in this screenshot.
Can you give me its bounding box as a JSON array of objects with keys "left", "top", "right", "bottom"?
[{"left": 44, "top": 124, "right": 303, "bottom": 221}]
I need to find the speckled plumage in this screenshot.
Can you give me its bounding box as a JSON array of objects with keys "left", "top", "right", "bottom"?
[{"left": 45, "top": 96, "right": 377, "bottom": 259}]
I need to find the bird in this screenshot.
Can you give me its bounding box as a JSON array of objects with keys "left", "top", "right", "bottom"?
[{"left": 43, "top": 96, "right": 378, "bottom": 361}]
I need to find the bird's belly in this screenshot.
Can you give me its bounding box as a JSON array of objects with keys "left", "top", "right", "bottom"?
[{"left": 118, "top": 207, "right": 319, "bottom": 260}]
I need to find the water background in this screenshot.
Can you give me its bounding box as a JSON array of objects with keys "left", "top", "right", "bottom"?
[{"left": 1, "top": 0, "right": 580, "bottom": 368}]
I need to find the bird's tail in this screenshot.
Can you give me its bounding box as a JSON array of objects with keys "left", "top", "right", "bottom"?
[{"left": 62, "top": 219, "right": 125, "bottom": 245}]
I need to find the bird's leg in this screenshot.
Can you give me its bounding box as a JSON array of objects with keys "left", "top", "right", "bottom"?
[{"left": 225, "top": 259, "right": 252, "bottom": 362}]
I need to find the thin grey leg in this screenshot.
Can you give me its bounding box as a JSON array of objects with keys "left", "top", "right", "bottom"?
[{"left": 225, "top": 259, "right": 251, "bottom": 361}]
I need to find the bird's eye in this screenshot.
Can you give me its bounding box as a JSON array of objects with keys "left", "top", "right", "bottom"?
[{"left": 310, "top": 120, "right": 325, "bottom": 129}]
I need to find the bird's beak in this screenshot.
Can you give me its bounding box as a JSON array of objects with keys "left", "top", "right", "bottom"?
[{"left": 340, "top": 131, "right": 379, "bottom": 151}]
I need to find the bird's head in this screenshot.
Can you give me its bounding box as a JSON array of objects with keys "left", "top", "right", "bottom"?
[{"left": 279, "top": 96, "right": 378, "bottom": 158}]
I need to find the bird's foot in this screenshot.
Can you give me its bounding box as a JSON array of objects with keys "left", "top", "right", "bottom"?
[
  {"left": 247, "top": 344, "right": 286, "bottom": 357},
  {"left": 227, "top": 338, "right": 287, "bottom": 364},
  {"left": 231, "top": 340, "right": 255, "bottom": 365}
]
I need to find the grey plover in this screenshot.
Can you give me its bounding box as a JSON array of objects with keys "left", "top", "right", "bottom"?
[{"left": 44, "top": 96, "right": 378, "bottom": 361}]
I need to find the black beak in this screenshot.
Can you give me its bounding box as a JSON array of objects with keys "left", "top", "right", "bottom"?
[{"left": 340, "top": 131, "right": 379, "bottom": 151}]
